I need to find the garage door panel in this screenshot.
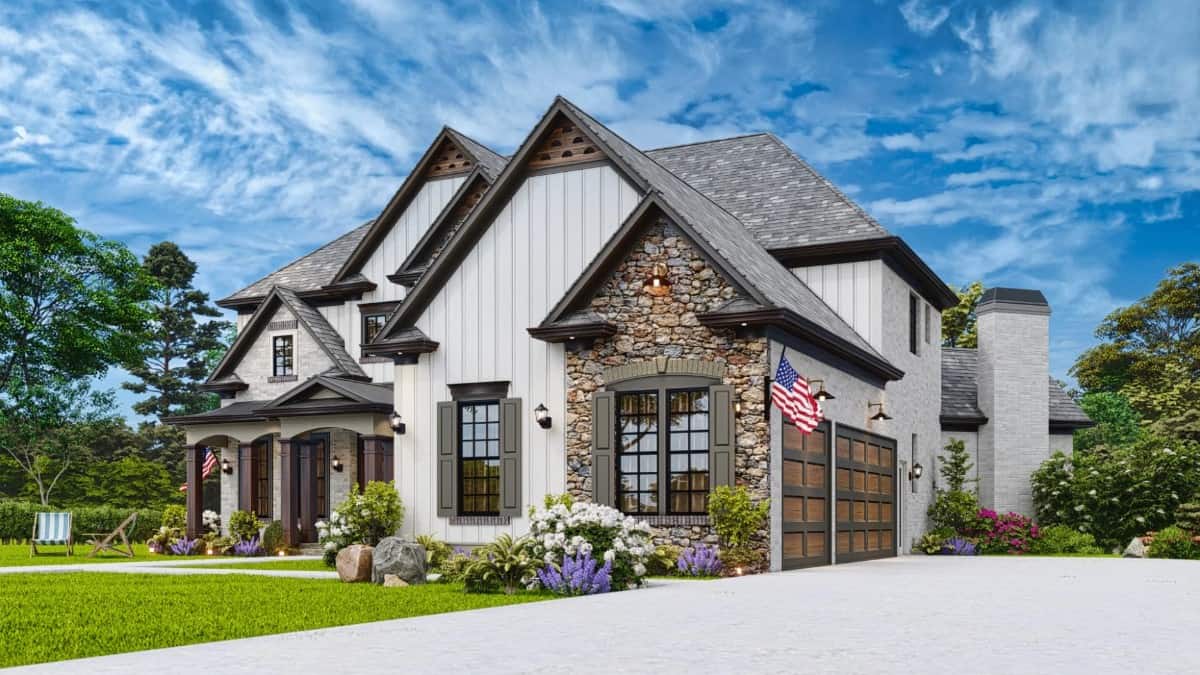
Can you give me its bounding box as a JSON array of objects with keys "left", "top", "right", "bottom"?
[
  {"left": 781, "top": 421, "right": 831, "bottom": 570},
  {"left": 835, "top": 426, "right": 897, "bottom": 563}
]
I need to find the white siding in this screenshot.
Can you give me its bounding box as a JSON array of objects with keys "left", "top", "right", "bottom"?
[
  {"left": 394, "top": 164, "right": 640, "bottom": 544},
  {"left": 791, "top": 260, "right": 883, "bottom": 350}
]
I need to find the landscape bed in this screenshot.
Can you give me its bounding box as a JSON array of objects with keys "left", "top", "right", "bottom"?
[{"left": 0, "top": 572, "right": 551, "bottom": 667}]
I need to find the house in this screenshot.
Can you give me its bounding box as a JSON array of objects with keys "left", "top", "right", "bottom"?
[{"left": 166, "top": 96, "right": 1091, "bottom": 570}]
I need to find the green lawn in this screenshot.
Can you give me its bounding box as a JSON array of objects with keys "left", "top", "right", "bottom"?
[
  {"left": 0, "top": 572, "right": 551, "bottom": 667},
  {"left": 0, "top": 543, "right": 163, "bottom": 566},
  {"left": 178, "top": 558, "right": 331, "bottom": 572}
]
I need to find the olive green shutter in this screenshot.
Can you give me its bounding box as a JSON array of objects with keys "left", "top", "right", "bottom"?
[
  {"left": 498, "top": 398, "right": 522, "bottom": 517},
  {"left": 591, "top": 391, "right": 616, "bottom": 506},
  {"left": 436, "top": 401, "right": 457, "bottom": 517},
  {"left": 709, "top": 384, "right": 735, "bottom": 488}
]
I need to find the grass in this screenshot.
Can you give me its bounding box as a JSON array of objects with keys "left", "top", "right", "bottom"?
[
  {"left": 0, "top": 543, "right": 162, "bottom": 566},
  {"left": 178, "top": 558, "right": 331, "bottom": 572},
  {"left": 0, "top": 572, "right": 551, "bottom": 667}
]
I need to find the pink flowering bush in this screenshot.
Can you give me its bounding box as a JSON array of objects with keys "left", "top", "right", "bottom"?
[{"left": 971, "top": 509, "right": 1041, "bottom": 554}]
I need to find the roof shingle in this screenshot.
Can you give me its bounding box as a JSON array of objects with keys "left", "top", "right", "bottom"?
[{"left": 941, "top": 347, "right": 1092, "bottom": 427}]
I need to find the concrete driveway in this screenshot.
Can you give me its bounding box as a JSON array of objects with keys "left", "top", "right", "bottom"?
[{"left": 11, "top": 556, "right": 1200, "bottom": 674}]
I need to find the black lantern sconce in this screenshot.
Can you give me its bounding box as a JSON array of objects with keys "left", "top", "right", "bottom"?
[
  {"left": 220, "top": 457, "right": 234, "bottom": 475},
  {"left": 534, "top": 403, "right": 553, "bottom": 429},
  {"left": 389, "top": 410, "right": 407, "bottom": 435},
  {"left": 809, "top": 379, "right": 836, "bottom": 402},
  {"left": 868, "top": 402, "right": 892, "bottom": 421},
  {"left": 909, "top": 462, "right": 924, "bottom": 481},
  {"left": 331, "top": 456, "right": 344, "bottom": 473}
]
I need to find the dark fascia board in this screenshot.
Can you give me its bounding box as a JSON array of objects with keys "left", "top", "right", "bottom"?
[
  {"left": 374, "top": 97, "right": 652, "bottom": 345},
  {"left": 699, "top": 306, "right": 905, "bottom": 382},
  {"left": 1050, "top": 420, "right": 1095, "bottom": 433},
  {"left": 940, "top": 415, "right": 987, "bottom": 431},
  {"left": 390, "top": 167, "right": 493, "bottom": 284},
  {"left": 357, "top": 300, "right": 401, "bottom": 314},
  {"left": 771, "top": 236, "right": 959, "bottom": 311},
  {"left": 164, "top": 409, "right": 267, "bottom": 425},
  {"left": 197, "top": 381, "right": 248, "bottom": 394},
  {"left": 448, "top": 380, "right": 511, "bottom": 400},
  {"left": 258, "top": 375, "right": 363, "bottom": 411},
  {"left": 252, "top": 401, "right": 392, "bottom": 419},
  {"left": 527, "top": 321, "right": 618, "bottom": 343},
  {"left": 387, "top": 268, "right": 424, "bottom": 287},
  {"left": 361, "top": 336, "right": 440, "bottom": 358},
  {"left": 217, "top": 280, "right": 376, "bottom": 311}
]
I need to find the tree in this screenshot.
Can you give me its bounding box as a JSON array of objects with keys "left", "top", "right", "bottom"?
[
  {"left": 123, "top": 242, "right": 230, "bottom": 419},
  {"left": 1073, "top": 391, "right": 1144, "bottom": 452},
  {"left": 942, "top": 281, "right": 984, "bottom": 348}
]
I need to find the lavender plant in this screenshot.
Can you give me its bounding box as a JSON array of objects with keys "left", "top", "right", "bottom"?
[
  {"left": 233, "top": 535, "right": 264, "bottom": 557},
  {"left": 169, "top": 537, "right": 199, "bottom": 556},
  {"left": 941, "top": 537, "right": 978, "bottom": 556},
  {"left": 676, "top": 544, "right": 722, "bottom": 577},
  {"left": 536, "top": 551, "right": 613, "bottom": 595}
]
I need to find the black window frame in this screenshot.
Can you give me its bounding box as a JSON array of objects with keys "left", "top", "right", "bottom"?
[
  {"left": 362, "top": 313, "right": 388, "bottom": 345},
  {"left": 272, "top": 335, "right": 294, "bottom": 376},
  {"left": 457, "top": 400, "right": 501, "bottom": 516},
  {"left": 250, "top": 436, "right": 272, "bottom": 518},
  {"left": 908, "top": 293, "right": 920, "bottom": 355}
]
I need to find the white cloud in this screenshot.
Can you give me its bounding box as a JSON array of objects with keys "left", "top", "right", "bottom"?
[
  {"left": 945, "top": 168, "right": 1030, "bottom": 186},
  {"left": 899, "top": 0, "right": 951, "bottom": 36},
  {"left": 881, "top": 133, "right": 922, "bottom": 151}
]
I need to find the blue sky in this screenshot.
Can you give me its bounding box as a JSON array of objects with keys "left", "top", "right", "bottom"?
[{"left": 1, "top": 0, "right": 1197, "bottom": 419}]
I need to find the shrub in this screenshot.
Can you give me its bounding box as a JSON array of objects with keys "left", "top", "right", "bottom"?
[
  {"left": 928, "top": 490, "right": 981, "bottom": 534},
  {"left": 233, "top": 536, "right": 264, "bottom": 557},
  {"left": 416, "top": 534, "right": 453, "bottom": 569},
  {"left": 261, "top": 521, "right": 284, "bottom": 554},
  {"left": 0, "top": 501, "right": 164, "bottom": 544},
  {"left": 1175, "top": 503, "right": 1200, "bottom": 533},
  {"left": 1029, "top": 524, "right": 1105, "bottom": 555},
  {"left": 646, "top": 545, "right": 681, "bottom": 576},
  {"left": 941, "top": 537, "right": 978, "bottom": 556},
  {"left": 918, "top": 527, "right": 954, "bottom": 555},
  {"left": 1032, "top": 437, "right": 1200, "bottom": 549},
  {"left": 972, "top": 509, "right": 1040, "bottom": 554},
  {"left": 536, "top": 551, "right": 612, "bottom": 595},
  {"left": 318, "top": 481, "right": 405, "bottom": 562},
  {"left": 201, "top": 510, "right": 221, "bottom": 534},
  {"left": 1147, "top": 526, "right": 1199, "bottom": 560},
  {"left": 462, "top": 534, "right": 537, "bottom": 594},
  {"left": 707, "top": 485, "right": 768, "bottom": 570},
  {"left": 676, "top": 544, "right": 722, "bottom": 577},
  {"left": 228, "top": 510, "right": 260, "bottom": 543},
  {"left": 161, "top": 505, "right": 186, "bottom": 531},
  {"left": 436, "top": 547, "right": 475, "bottom": 584},
  {"left": 528, "top": 500, "right": 652, "bottom": 590},
  {"left": 938, "top": 438, "right": 975, "bottom": 492}
]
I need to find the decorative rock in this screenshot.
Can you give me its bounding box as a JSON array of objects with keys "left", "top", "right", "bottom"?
[
  {"left": 336, "top": 544, "right": 374, "bottom": 582},
  {"left": 371, "top": 537, "right": 427, "bottom": 585},
  {"left": 1122, "top": 537, "right": 1146, "bottom": 558},
  {"left": 382, "top": 574, "right": 408, "bottom": 588}
]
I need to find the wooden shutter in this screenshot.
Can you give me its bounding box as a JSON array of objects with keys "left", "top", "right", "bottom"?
[
  {"left": 436, "top": 401, "right": 457, "bottom": 517},
  {"left": 498, "top": 398, "right": 523, "bottom": 517},
  {"left": 591, "top": 391, "right": 616, "bottom": 506},
  {"left": 709, "top": 384, "right": 735, "bottom": 489}
]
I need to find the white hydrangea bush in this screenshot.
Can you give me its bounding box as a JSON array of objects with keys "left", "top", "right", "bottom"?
[
  {"left": 202, "top": 510, "right": 221, "bottom": 534},
  {"left": 529, "top": 499, "right": 653, "bottom": 589},
  {"left": 315, "top": 510, "right": 354, "bottom": 564}
]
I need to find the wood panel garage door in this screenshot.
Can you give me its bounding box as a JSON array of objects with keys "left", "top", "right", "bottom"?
[
  {"left": 782, "top": 421, "right": 830, "bottom": 570},
  {"left": 835, "top": 427, "right": 896, "bottom": 562}
]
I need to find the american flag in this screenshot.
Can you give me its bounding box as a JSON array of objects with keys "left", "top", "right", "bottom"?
[
  {"left": 771, "top": 355, "right": 824, "bottom": 433},
  {"left": 179, "top": 448, "right": 218, "bottom": 491}
]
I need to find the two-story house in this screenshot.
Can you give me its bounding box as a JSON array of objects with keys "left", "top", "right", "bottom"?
[{"left": 167, "top": 96, "right": 1090, "bottom": 570}]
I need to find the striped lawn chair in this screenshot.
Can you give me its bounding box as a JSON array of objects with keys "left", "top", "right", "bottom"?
[{"left": 31, "top": 512, "right": 73, "bottom": 557}]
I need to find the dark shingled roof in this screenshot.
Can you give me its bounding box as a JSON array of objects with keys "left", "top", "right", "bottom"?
[
  {"left": 446, "top": 128, "right": 508, "bottom": 181},
  {"left": 647, "top": 133, "right": 892, "bottom": 249},
  {"left": 221, "top": 222, "right": 372, "bottom": 303},
  {"left": 979, "top": 287, "right": 1049, "bottom": 307},
  {"left": 940, "top": 347, "right": 1092, "bottom": 428},
  {"left": 274, "top": 287, "right": 365, "bottom": 379},
  {"left": 164, "top": 400, "right": 270, "bottom": 424}
]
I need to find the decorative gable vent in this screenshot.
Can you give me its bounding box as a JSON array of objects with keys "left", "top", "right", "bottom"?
[
  {"left": 425, "top": 139, "right": 474, "bottom": 178},
  {"left": 527, "top": 116, "right": 602, "bottom": 171},
  {"left": 449, "top": 176, "right": 489, "bottom": 223}
]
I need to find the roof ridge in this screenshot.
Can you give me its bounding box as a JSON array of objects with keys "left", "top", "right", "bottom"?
[{"left": 645, "top": 132, "right": 772, "bottom": 153}]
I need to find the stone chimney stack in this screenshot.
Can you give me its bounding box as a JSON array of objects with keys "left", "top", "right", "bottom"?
[{"left": 975, "top": 288, "right": 1050, "bottom": 516}]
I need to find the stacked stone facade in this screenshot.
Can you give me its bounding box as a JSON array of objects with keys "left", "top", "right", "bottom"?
[{"left": 563, "top": 219, "right": 771, "bottom": 559}]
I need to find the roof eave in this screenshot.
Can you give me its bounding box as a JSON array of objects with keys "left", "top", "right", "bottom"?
[
  {"left": 527, "top": 321, "right": 618, "bottom": 343},
  {"left": 217, "top": 280, "right": 377, "bottom": 311},
  {"left": 361, "top": 338, "right": 440, "bottom": 358}
]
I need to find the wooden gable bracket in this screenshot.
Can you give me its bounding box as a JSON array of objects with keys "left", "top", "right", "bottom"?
[
  {"left": 425, "top": 138, "right": 475, "bottom": 179},
  {"left": 527, "top": 114, "right": 605, "bottom": 171}
]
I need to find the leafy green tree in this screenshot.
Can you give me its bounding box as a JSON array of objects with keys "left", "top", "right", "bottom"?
[
  {"left": 123, "top": 242, "right": 230, "bottom": 419},
  {"left": 1074, "top": 391, "right": 1144, "bottom": 452},
  {"left": 942, "top": 281, "right": 984, "bottom": 348},
  {"left": 83, "top": 455, "right": 178, "bottom": 509}
]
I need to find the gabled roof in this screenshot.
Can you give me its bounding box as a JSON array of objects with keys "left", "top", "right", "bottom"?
[
  {"left": 388, "top": 168, "right": 495, "bottom": 287},
  {"left": 206, "top": 286, "right": 367, "bottom": 388},
  {"left": 256, "top": 374, "right": 392, "bottom": 417},
  {"left": 940, "top": 347, "right": 1093, "bottom": 430},
  {"left": 331, "top": 128, "right": 505, "bottom": 286}
]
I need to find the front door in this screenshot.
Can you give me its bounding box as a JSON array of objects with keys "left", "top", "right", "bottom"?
[{"left": 295, "top": 433, "right": 330, "bottom": 543}]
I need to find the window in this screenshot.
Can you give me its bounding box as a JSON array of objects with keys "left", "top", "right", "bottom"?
[
  {"left": 251, "top": 438, "right": 271, "bottom": 517},
  {"left": 924, "top": 303, "right": 932, "bottom": 344},
  {"left": 363, "top": 313, "right": 387, "bottom": 344},
  {"left": 616, "top": 386, "right": 710, "bottom": 516},
  {"left": 458, "top": 401, "right": 500, "bottom": 515},
  {"left": 272, "top": 335, "right": 294, "bottom": 376},
  {"left": 908, "top": 294, "right": 919, "bottom": 355}
]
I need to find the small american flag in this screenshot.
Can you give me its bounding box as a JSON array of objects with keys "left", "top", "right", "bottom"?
[
  {"left": 771, "top": 355, "right": 824, "bottom": 433},
  {"left": 179, "top": 448, "right": 218, "bottom": 491}
]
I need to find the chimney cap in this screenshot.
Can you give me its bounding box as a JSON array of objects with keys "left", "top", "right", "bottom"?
[{"left": 978, "top": 287, "right": 1048, "bottom": 308}]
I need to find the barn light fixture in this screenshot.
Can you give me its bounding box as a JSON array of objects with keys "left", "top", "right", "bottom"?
[
  {"left": 331, "top": 456, "right": 344, "bottom": 473},
  {"left": 389, "top": 410, "right": 407, "bottom": 435},
  {"left": 220, "top": 458, "right": 233, "bottom": 475},
  {"left": 909, "top": 462, "right": 924, "bottom": 481},
  {"left": 809, "top": 379, "right": 835, "bottom": 402},
  {"left": 644, "top": 262, "right": 671, "bottom": 296},
  {"left": 534, "top": 403, "right": 553, "bottom": 429},
  {"left": 868, "top": 402, "right": 892, "bottom": 421}
]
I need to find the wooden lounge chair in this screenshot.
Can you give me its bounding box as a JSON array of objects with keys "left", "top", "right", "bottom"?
[
  {"left": 30, "top": 512, "right": 73, "bottom": 557},
  {"left": 83, "top": 512, "right": 138, "bottom": 558}
]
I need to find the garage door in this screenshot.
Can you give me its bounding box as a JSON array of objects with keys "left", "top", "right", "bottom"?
[
  {"left": 781, "top": 421, "right": 830, "bottom": 570},
  {"left": 835, "top": 427, "right": 896, "bottom": 562}
]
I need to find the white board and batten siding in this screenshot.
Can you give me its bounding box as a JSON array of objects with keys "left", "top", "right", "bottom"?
[
  {"left": 316, "top": 176, "right": 467, "bottom": 382},
  {"left": 394, "top": 164, "right": 641, "bottom": 544},
  {"left": 791, "top": 260, "right": 884, "bottom": 351}
]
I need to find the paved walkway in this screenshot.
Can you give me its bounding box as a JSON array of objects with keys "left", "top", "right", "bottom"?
[
  {"left": 0, "top": 556, "right": 334, "bottom": 579},
  {"left": 9, "top": 556, "right": 1200, "bottom": 674}
]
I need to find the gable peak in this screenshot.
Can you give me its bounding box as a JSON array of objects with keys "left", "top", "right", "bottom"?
[
  {"left": 527, "top": 112, "right": 605, "bottom": 171},
  {"left": 425, "top": 136, "right": 475, "bottom": 179}
]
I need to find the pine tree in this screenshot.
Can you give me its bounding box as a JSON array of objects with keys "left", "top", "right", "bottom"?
[{"left": 937, "top": 438, "right": 974, "bottom": 492}]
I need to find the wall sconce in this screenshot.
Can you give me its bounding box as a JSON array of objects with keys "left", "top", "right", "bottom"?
[
  {"left": 809, "top": 379, "right": 835, "bottom": 402},
  {"left": 534, "top": 403, "right": 553, "bottom": 429},
  {"left": 221, "top": 458, "right": 233, "bottom": 475},
  {"left": 331, "top": 456, "right": 344, "bottom": 473},
  {"left": 734, "top": 400, "right": 742, "bottom": 414},
  {"left": 909, "top": 462, "right": 924, "bottom": 481},
  {"left": 643, "top": 262, "right": 671, "bottom": 296},
  {"left": 868, "top": 402, "right": 892, "bottom": 421},
  {"left": 389, "top": 410, "right": 406, "bottom": 435}
]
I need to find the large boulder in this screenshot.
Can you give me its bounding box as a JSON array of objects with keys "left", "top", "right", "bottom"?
[
  {"left": 1122, "top": 537, "right": 1147, "bottom": 558},
  {"left": 371, "top": 537, "right": 427, "bottom": 585},
  {"left": 336, "top": 544, "right": 374, "bottom": 582}
]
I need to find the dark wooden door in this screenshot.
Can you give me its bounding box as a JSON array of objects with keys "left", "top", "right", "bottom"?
[
  {"left": 782, "top": 421, "right": 830, "bottom": 570},
  {"left": 835, "top": 426, "right": 896, "bottom": 562},
  {"left": 296, "top": 433, "right": 330, "bottom": 543}
]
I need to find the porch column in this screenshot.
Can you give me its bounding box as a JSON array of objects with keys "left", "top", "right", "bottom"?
[
  {"left": 298, "top": 441, "right": 316, "bottom": 542},
  {"left": 184, "top": 444, "right": 204, "bottom": 538},
  {"left": 360, "top": 435, "right": 394, "bottom": 484},
  {"left": 279, "top": 438, "right": 298, "bottom": 547},
  {"left": 238, "top": 442, "right": 254, "bottom": 513}
]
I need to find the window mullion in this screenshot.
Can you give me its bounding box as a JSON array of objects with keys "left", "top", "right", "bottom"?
[{"left": 658, "top": 386, "right": 668, "bottom": 516}]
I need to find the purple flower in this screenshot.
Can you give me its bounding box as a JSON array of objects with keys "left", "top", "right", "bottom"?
[
  {"left": 233, "top": 535, "right": 263, "bottom": 557},
  {"left": 940, "top": 537, "right": 977, "bottom": 556},
  {"left": 537, "top": 551, "right": 612, "bottom": 595},
  {"left": 677, "top": 544, "right": 722, "bottom": 577},
  {"left": 169, "top": 537, "right": 199, "bottom": 556}
]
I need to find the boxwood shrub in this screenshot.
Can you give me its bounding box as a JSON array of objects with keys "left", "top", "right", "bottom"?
[{"left": 0, "top": 500, "right": 163, "bottom": 543}]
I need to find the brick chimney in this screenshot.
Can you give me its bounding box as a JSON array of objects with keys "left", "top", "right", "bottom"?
[{"left": 975, "top": 288, "right": 1050, "bottom": 516}]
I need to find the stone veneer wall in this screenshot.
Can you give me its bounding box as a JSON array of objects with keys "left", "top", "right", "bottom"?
[{"left": 564, "top": 219, "right": 770, "bottom": 556}]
